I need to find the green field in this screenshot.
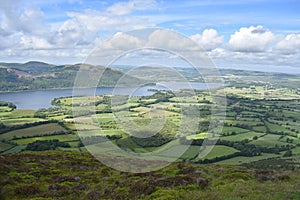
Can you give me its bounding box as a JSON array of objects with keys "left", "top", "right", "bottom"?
[
  {"left": 1, "top": 74, "right": 300, "bottom": 169},
  {"left": 220, "top": 131, "right": 265, "bottom": 142},
  {"left": 265, "top": 121, "right": 296, "bottom": 136},
  {"left": 292, "top": 147, "right": 300, "bottom": 155},
  {"left": 0, "top": 109, "right": 35, "bottom": 118},
  {"left": 197, "top": 145, "right": 240, "bottom": 161},
  {"left": 216, "top": 153, "right": 281, "bottom": 165},
  {"left": 0, "top": 123, "right": 67, "bottom": 140},
  {"left": 0, "top": 141, "right": 13, "bottom": 152},
  {"left": 1, "top": 117, "right": 45, "bottom": 125},
  {"left": 0, "top": 106, "right": 11, "bottom": 112},
  {"left": 252, "top": 126, "right": 267, "bottom": 132},
  {"left": 250, "top": 134, "right": 286, "bottom": 147},
  {"left": 218, "top": 126, "right": 250, "bottom": 135},
  {"left": 2, "top": 145, "right": 26, "bottom": 154},
  {"left": 13, "top": 134, "right": 79, "bottom": 145}
]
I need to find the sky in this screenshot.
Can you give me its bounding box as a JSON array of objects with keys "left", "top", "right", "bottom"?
[{"left": 0, "top": 0, "right": 299, "bottom": 73}]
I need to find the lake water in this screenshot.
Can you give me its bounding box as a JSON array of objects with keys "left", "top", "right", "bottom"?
[{"left": 0, "top": 83, "right": 222, "bottom": 110}]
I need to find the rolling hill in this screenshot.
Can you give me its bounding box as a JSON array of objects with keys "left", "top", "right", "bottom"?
[{"left": 0, "top": 62, "right": 142, "bottom": 92}]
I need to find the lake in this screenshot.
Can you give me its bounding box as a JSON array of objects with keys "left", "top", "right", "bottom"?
[{"left": 0, "top": 82, "right": 222, "bottom": 110}]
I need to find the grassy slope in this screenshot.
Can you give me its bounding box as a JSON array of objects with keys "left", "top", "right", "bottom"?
[{"left": 0, "top": 151, "right": 299, "bottom": 200}]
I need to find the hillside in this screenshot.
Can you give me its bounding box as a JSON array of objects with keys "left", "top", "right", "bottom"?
[
  {"left": 0, "top": 151, "right": 299, "bottom": 200},
  {"left": 0, "top": 61, "right": 55, "bottom": 74},
  {"left": 0, "top": 62, "right": 141, "bottom": 92},
  {"left": 1, "top": 61, "right": 300, "bottom": 92}
]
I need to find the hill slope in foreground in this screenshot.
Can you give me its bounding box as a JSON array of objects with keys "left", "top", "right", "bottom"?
[{"left": 0, "top": 151, "right": 299, "bottom": 200}]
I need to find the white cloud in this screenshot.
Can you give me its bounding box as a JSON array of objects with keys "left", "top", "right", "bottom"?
[
  {"left": 0, "top": 35, "right": 16, "bottom": 49},
  {"left": 190, "top": 29, "right": 224, "bottom": 51},
  {"left": 147, "top": 29, "right": 199, "bottom": 51},
  {"left": 107, "top": 0, "right": 158, "bottom": 15},
  {"left": 51, "top": 19, "right": 89, "bottom": 47},
  {"left": 228, "top": 25, "right": 275, "bottom": 52},
  {"left": 0, "top": 0, "right": 157, "bottom": 63},
  {"left": 20, "top": 36, "right": 53, "bottom": 50},
  {"left": 66, "top": 9, "right": 154, "bottom": 33},
  {"left": 274, "top": 33, "right": 300, "bottom": 54},
  {"left": 0, "top": 1, "right": 49, "bottom": 36}
]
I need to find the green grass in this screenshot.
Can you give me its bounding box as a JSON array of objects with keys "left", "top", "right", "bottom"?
[
  {"left": 241, "top": 111, "right": 264, "bottom": 117},
  {"left": 265, "top": 121, "right": 296, "bottom": 135},
  {"left": 197, "top": 145, "right": 240, "bottom": 161},
  {"left": 84, "top": 141, "right": 119, "bottom": 154},
  {"left": 279, "top": 136, "right": 300, "bottom": 144},
  {"left": 101, "top": 129, "right": 126, "bottom": 136},
  {"left": 14, "top": 134, "right": 79, "bottom": 145},
  {"left": 269, "top": 119, "right": 300, "bottom": 133},
  {"left": 96, "top": 117, "right": 116, "bottom": 123},
  {"left": 0, "top": 109, "right": 35, "bottom": 118},
  {"left": 0, "top": 141, "right": 14, "bottom": 152},
  {"left": 220, "top": 132, "right": 265, "bottom": 142},
  {"left": 2, "top": 145, "right": 26, "bottom": 154},
  {"left": 179, "top": 145, "right": 201, "bottom": 160},
  {"left": 216, "top": 153, "right": 281, "bottom": 165},
  {"left": 0, "top": 106, "right": 11, "bottom": 112},
  {"left": 218, "top": 126, "right": 250, "bottom": 135},
  {"left": 252, "top": 126, "right": 267, "bottom": 132},
  {"left": 283, "top": 110, "right": 300, "bottom": 120},
  {"left": 48, "top": 115, "right": 69, "bottom": 120},
  {"left": 94, "top": 113, "right": 114, "bottom": 117},
  {"left": 1, "top": 118, "right": 45, "bottom": 125},
  {"left": 0, "top": 123, "right": 67, "bottom": 140},
  {"left": 116, "top": 137, "right": 141, "bottom": 152},
  {"left": 57, "top": 147, "right": 81, "bottom": 151},
  {"left": 226, "top": 120, "right": 263, "bottom": 127},
  {"left": 66, "top": 141, "right": 80, "bottom": 148},
  {"left": 71, "top": 123, "right": 100, "bottom": 130},
  {"left": 186, "top": 132, "right": 207, "bottom": 140},
  {"left": 292, "top": 147, "right": 300, "bottom": 155},
  {"left": 250, "top": 134, "right": 286, "bottom": 147}
]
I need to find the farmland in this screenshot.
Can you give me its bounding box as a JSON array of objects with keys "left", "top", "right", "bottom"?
[{"left": 0, "top": 69, "right": 300, "bottom": 171}]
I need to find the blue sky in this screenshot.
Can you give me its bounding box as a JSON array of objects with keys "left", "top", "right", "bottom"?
[{"left": 0, "top": 0, "right": 299, "bottom": 72}]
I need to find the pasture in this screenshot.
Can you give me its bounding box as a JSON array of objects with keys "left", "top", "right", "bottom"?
[{"left": 0, "top": 123, "right": 67, "bottom": 140}]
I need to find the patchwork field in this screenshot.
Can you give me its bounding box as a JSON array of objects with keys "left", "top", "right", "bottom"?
[{"left": 1, "top": 77, "right": 300, "bottom": 169}]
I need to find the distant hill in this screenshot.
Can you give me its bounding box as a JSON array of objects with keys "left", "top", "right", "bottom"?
[
  {"left": 1, "top": 61, "right": 299, "bottom": 92},
  {"left": 0, "top": 62, "right": 142, "bottom": 92},
  {"left": 0, "top": 61, "right": 55, "bottom": 74}
]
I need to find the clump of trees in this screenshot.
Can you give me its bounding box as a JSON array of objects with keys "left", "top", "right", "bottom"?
[
  {"left": 25, "top": 139, "right": 70, "bottom": 151},
  {"left": 0, "top": 101, "right": 16, "bottom": 110},
  {"left": 131, "top": 133, "right": 173, "bottom": 147}
]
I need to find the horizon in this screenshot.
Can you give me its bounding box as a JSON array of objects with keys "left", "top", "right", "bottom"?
[{"left": 1, "top": 60, "right": 300, "bottom": 75}]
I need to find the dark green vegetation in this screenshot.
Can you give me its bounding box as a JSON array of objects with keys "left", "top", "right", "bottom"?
[
  {"left": 25, "top": 140, "right": 70, "bottom": 151},
  {"left": 0, "top": 151, "right": 299, "bottom": 200}
]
